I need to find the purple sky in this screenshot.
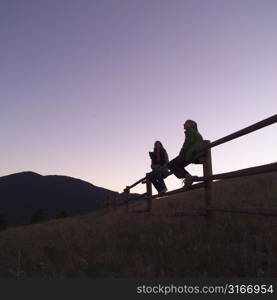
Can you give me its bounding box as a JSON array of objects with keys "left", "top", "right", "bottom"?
[{"left": 1, "top": 0, "right": 276, "bottom": 193}]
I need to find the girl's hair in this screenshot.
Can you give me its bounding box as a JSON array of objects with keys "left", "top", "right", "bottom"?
[
  {"left": 186, "top": 120, "right": 198, "bottom": 131},
  {"left": 154, "top": 140, "right": 164, "bottom": 149}
]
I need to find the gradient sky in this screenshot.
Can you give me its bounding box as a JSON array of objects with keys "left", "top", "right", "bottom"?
[{"left": 1, "top": 0, "right": 276, "bottom": 193}]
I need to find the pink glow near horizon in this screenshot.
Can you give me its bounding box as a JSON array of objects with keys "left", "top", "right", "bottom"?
[{"left": 0, "top": 0, "right": 276, "bottom": 193}]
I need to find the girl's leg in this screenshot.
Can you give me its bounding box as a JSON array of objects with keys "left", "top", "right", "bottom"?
[
  {"left": 147, "top": 170, "right": 163, "bottom": 193},
  {"left": 168, "top": 156, "right": 191, "bottom": 179},
  {"left": 156, "top": 167, "right": 168, "bottom": 192}
]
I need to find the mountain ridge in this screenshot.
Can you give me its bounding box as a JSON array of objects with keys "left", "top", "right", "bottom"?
[{"left": 0, "top": 171, "right": 120, "bottom": 226}]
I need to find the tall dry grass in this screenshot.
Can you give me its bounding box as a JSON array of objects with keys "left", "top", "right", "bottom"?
[{"left": 0, "top": 172, "right": 276, "bottom": 277}]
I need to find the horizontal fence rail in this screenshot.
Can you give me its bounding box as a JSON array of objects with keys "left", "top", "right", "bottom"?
[
  {"left": 205, "top": 206, "right": 277, "bottom": 217},
  {"left": 128, "top": 178, "right": 145, "bottom": 189},
  {"left": 149, "top": 206, "right": 277, "bottom": 218},
  {"left": 110, "top": 114, "right": 277, "bottom": 219},
  {"left": 194, "top": 162, "right": 277, "bottom": 182},
  {"left": 205, "top": 114, "right": 277, "bottom": 150},
  {"left": 182, "top": 114, "right": 277, "bottom": 168}
]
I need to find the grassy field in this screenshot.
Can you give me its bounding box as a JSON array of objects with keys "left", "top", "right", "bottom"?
[{"left": 0, "top": 172, "right": 277, "bottom": 277}]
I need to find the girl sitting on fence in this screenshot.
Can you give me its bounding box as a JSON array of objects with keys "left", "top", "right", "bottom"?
[
  {"left": 168, "top": 119, "right": 204, "bottom": 188},
  {"left": 147, "top": 141, "right": 169, "bottom": 196}
]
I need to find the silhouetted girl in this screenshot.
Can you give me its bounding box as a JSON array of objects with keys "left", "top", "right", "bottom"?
[
  {"left": 168, "top": 120, "right": 204, "bottom": 188},
  {"left": 147, "top": 141, "right": 169, "bottom": 195}
]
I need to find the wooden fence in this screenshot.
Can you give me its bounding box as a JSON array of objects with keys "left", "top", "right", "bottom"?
[{"left": 109, "top": 114, "right": 277, "bottom": 219}]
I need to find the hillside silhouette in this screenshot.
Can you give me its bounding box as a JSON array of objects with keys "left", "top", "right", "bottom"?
[
  {"left": 0, "top": 171, "right": 276, "bottom": 277},
  {"left": 0, "top": 171, "right": 120, "bottom": 226}
]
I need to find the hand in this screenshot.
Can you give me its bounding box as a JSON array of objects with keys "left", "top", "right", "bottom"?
[{"left": 149, "top": 152, "right": 154, "bottom": 159}]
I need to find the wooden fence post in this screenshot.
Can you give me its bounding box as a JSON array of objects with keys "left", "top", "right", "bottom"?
[
  {"left": 203, "top": 140, "right": 213, "bottom": 221},
  {"left": 146, "top": 178, "right": 152, "bottom": 212},
  {"left": 125, "top": 187, "right": 130, "bottom": 212}
]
